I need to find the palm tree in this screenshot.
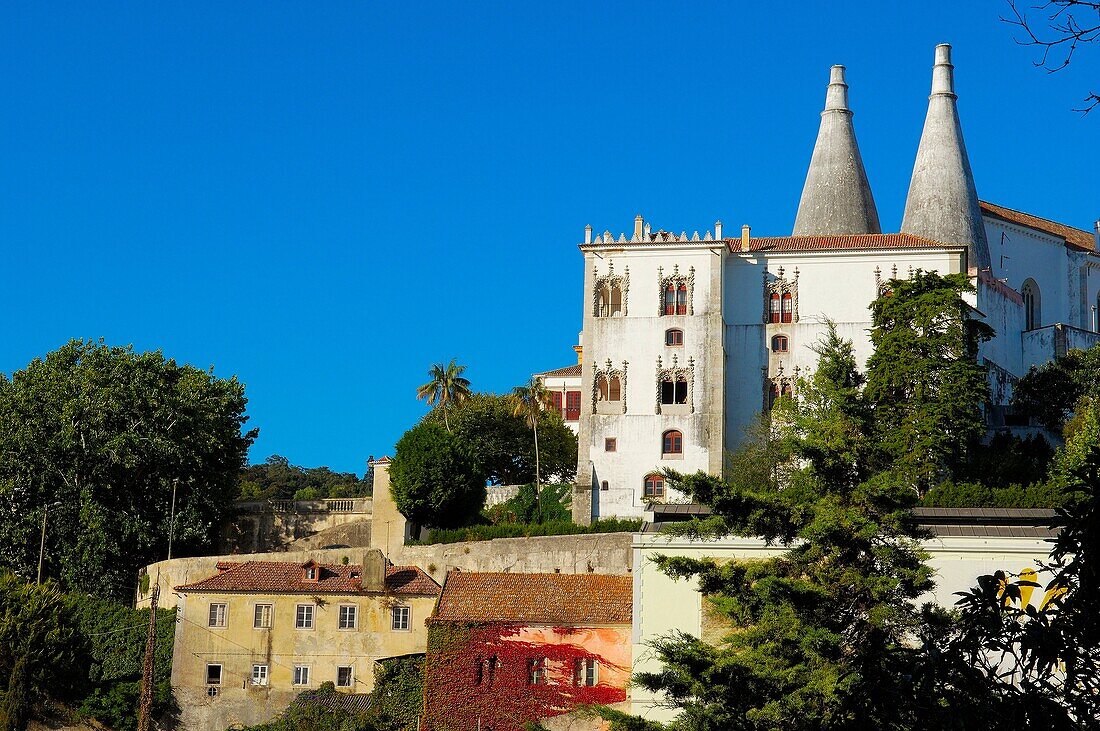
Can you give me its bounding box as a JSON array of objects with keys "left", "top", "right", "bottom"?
[
  {"left": 416, "top": 360, "right": 471, "bottom": 431},
  {"left": 509, "top": 377, "right": 555, "bottom": 521}
]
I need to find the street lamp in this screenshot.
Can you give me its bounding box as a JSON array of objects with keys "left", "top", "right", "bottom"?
[{"left": 37, "top": 501, "right": 62, "bottom": 584}]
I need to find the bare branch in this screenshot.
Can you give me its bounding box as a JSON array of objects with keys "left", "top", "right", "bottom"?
[{"left": 1001, "top": 0, "right": 1100, "bottom": 112}]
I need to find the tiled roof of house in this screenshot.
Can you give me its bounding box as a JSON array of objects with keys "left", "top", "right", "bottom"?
[
  {"left": 537, "top": 364, "right": 582, "bottom": 378},
  {"left": 175, "top": 561, "right": 440, "bottom": 596},
  {"left": 433, "top": 572, "right": 632, "bottom": 625},
  {"left": 727, "top": 232, "right": 957, "bottom": 254},
  {"left": 980, "top": 201, "right": 1095, "bottom": 253}
]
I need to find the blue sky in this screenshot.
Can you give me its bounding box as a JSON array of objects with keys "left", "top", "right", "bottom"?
[{"left": 1, "top": 1, "right": 1096, "bottom": 474}]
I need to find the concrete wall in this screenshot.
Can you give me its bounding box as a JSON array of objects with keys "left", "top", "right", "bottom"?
[
  {"left": 629, "top": 532, "right": 1054, "bottom": 722},
  {"left": 138, "top": 532, "right": 634, "bottom": 610}
]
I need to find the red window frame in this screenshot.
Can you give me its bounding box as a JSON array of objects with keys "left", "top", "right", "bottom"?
[
  {"left": 605, "top": 438, "right": 616, "bottom": 452},
  {"left": 771, "top": 335, "right": 788, "bottom": 353},
  {"left": 676, "top": 284, "right": 688, "bottom": 315},
  {"left": 769, "top": 293, "right": 781, "bottom": 323},
  {"left": 664, "top": 285, "right": 676, "bottom": 315},
  {"left": 781, "top": 293, "right": 793, "bottom": 323},
  {"left": 564, "top": 391, "right": 581, "bottom": 421},
  {"left": 665, "top": 329, "right": 684, "bottom": 346},
  {"left": 662, "top": 430, "right": 683, "bottom": 455},
  {"left": 550, "top": 391, "right": 563, "bottom": 415},
  {"left": 644, "top": 474, "right": 665, "bottom": 497}
]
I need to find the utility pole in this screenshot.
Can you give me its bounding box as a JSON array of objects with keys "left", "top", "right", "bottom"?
[
  {"left": 137, "top": 583, "right": 160, "bottom": 731},
  {"left": 36, "top": 504, "right": 50, "bottom": 584},
  {"left": 167, "top": 478, "right": 179, "bottom": 561}
]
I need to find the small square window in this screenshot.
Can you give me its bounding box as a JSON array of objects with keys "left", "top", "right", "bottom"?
[
  {"left": 206, "top": 664, "right": 222, "bottom": 686},
  {"left": 338, "top": 605, "right": 358, "bottom": 630},
  {"left": 336, "top": 666, "right": 354, "bottom": 688},
  {"left": 296, "top": 604, "right": 314, "bottom": 629},
  {"left": 391, "top": 605, "right": 410, "bottom": 631},
  {"left": 254, "top": 604, "right": 272, "bottom": 629},
  {"left": 252, "top": 664, "right": 268, "bottom": 686},
  {"left": 208, "top": 603, "right": 227, "bottom": 628},
  {"left": 604, "top": 438, "right": 616, "bottom": 452},
  {"left": 293, "top": 665, "right": 311, "bottom": 686}
]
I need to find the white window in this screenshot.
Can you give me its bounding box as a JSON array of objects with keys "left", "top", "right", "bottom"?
[
  {"left": 576, "top": 658, "right": 598, "bottom": 686},
  {"left": 254, "top": 604, "right": 272, "bottom": 629},
  {"left": 251, "top": 664, "right": 269, "bottom": 686},
  {"left": 296, "top": 604, "right": 314, "bottom": 629},
  {"left": 206, "top": 664, "right": 222, "bottom": 685},
  {"left": 293, "top": 665, "right": 311, "bottom": 686},
  {"left": 336, "top": 666, "right": 354, "bottom": 688},
  {"left": 208, "top": 603, "right": 227, "bottom": 628},
  {"left": 528, "top": 657, "right": 547, "bottom": 685},
  {"left": 305, "top": 566, "right": 318, "bottom": 580},
  {"left": 391, "top": 605, "right": 410, "bottom": 631},
  {"left": 338, "top": 604, "right": 358, "bottom": 630}
]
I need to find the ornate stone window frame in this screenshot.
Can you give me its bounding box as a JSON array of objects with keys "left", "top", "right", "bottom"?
[
  {"left": 657, "top": 265, "right": 695, "bottom": 316},
  {"left": 593, "top": 261, "right": 629, "bottom": 318},
  {"left": 873, "top": 264, "right": 900, "bottom": 298},
  {"left": 655, "top": 354, "right": 694, "bottom": 414},
  {"left": 592, "top": 359, "right": 628, "bottom": 414},
  {"left": 763, "top": 266, "right": 799, "bottom": 323},
  {"left": 762, "top": 363, "right": 798, "bottom": 410}
]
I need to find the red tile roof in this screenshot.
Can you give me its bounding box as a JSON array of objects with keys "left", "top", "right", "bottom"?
[
  {"left": 726, "top": 232, "right": 958, "bottom": 253},
  {"left": 979, "top": 200, "right": 1095, "bottom": 253},
  {"left": 432, "top": 572, "right": 632, "bottom": 625},
  {"left": 175, "top": 561, "right": 440, "bottom": 596},
  {"left": 537, "top": 364, "right": 582, "bottom": 378}
]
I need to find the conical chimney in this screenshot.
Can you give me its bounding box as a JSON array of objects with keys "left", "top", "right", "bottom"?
[
  {"left": 901, "top": 44, "right": 991, "bottom": 270},
  {"left": 792, "top": 65, "right": 881, "bottom": 236}
]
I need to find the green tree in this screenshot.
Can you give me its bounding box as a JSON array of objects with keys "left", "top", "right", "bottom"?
[
  {"left": 416, "top": 360, "right": 471, "bottom": 432},
  {"left": 388, "top": 422, "right": 486, "bottom": 535},
  {"left": 238, "top": 455, "right": 370, "bottom": 501},
  {"left": 618, "top": 329, "right": 934, "bottom": 730},
  {"left": 864, "top": 271, "right": 993, "bottom": 494},
  {"left": 0, "top": 340, "right": 256, "bottom": 600},
  {"left": 422, "top": 393, "right": 577, "bottom": 485},
  {"left": 508, "top": 378, "right": 556, "bottom": 520},
  {"left": 1012, "top": 345, "right": 1100, "bottom": 431}
]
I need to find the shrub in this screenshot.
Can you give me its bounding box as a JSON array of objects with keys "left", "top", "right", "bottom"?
[
  {"left": 412, "top": 518, "right": 642, "bottom": 545},
  {"left": 920, "top": 481, "right": 1074, "bottom": 508},
  {"left": 485, "top": 483, "right": 571, "bottom": 525}
]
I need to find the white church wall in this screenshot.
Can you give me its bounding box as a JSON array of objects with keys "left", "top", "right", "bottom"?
[{"left": 984, "top": 218, "right": 1072, "bottom": 330}]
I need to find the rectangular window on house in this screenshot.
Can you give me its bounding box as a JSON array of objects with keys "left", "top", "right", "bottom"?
[
  {"left": 391, "top": 605, "right": 410, "bottom": 631},
  {"left": 336, "top": 666, "right": 354, "bottom": 688},
  {"left": 528, "top": 658, "right": 547, "bottom": 685},
  {"left": 574, "top": 658, "right": 598, "bottom": 686},
  {"left": 253, "top": 604, "right": 272, "bottom": 629},
  {"left": 206, "top": 664, "right": 222, "bottom": 686},
  {"left": 605, "top": 438, "right": 616, "bottom": 452},
  {"left": 551, "top": 391, "right": 563, "bottom": 416},
  {"left": 661, "top": 379, "right": 675, "bottom": 404},
  {"left": 565, "top": 391, "right": 581, "bottom": 421},
  {"left": 293, "top": 665, "right": 311, "bottom": 686},
  {"left": 295, "top": 604, "right": 314, "bottom": 629},
  {"left": 208, "top": 603, "right": 227, "bottom": 628},
  {"left": 338, "top": 605, "right": 358, "bottom": 630},
  {"left": 251, "top": 664, "right": 268, "bottom": 686}
]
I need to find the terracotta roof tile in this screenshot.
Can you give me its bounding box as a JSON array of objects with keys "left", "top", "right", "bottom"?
[
  {"left": 980, "top": 201, "right": 1094, "bottom": 252},
  {"left": 433, "top": 572, "right": 632, "bottom": 625},
  {"left": 537, "top": 364, "right": 582, "bottom": 378},
  {"left": 726, "top": 233, "right": 957, "bottom": 253},
  {"left": 175, "top": 561, "right": 440, "bottom": 596}
]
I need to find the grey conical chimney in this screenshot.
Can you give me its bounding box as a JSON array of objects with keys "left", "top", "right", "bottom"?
[
  {"left": 792, "top": 65, "right": 881, "bottom": 236},
  {"left": 901, "top": 44, "right": 991, "bottom": 270}
]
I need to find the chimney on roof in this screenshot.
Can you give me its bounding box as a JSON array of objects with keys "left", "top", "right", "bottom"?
[
  {"left": 901, "top": 44, "right": 991, "bottom": 270},
  {"left": 1094, "top": 220, "right": 1099, "bottom": 250},
  {"left": 584, "top": 225, "right": 592, "bottom": 245},
  {"left": 792, "top": 65, "right": 881, "bottom": 236},
  {"left": 741, "top": 224, "right": 751, "bottom": 252},
  {"left": 633, "top": 215, "right": 644, "bottom": 241},
  {"left": 573, "top": 344, "right": 583, "bottom": 365},
  {"left": 715, "top": 220, "right": 723, "bottom": 239},
  {"left": 360, "top": 549, "right": 386, "bottom": 592}
]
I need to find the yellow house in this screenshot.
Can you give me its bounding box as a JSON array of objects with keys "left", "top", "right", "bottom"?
[{"left": 170, "top": 549, "right": 440, "bottom": 731}]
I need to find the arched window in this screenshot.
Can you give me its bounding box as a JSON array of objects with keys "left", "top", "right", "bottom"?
[
  {"left": 597, "top": 286, "right": 611, "bottom": 317},
  {"left": 769, "top": 293, "right": 781, "bottom": 323},
  {"left": 676, "top": 284, "right": 688, "bottom": 315},
  {"left": 644, "top": 473, "right": 665, "bottom": 498},
  {"left": 596, "top": 374, "right": 609, "bottom": 401},
  {"left": 660, "top": 377, "right": 688, "bottom": 405},
  {"left": 781, "top": 293, "right": 793, "bottom": 323},
  {"left": 771, "top": 335, "right": 788, "bottom": 353},
  {"left": 782, "top": 382, "right": 793, "bottom": 397},
  {"left": 664, "top": 284, "right": 677, "bottom": 315},
  {"left": 1022, "top": 278, "right": 1041, "bottom": 331},
  {"left": 768, "top": 382, "right": 780, "bottom": 410},
  {"left": 662, "top": 430, "right": 683, "bottom": 456},
  {"left": 665, "top": 328, "right": 684, "bottom": 346},
  {"left": 608, "top": 375, "right": 621, "bottom": 401},
  {"left": 609, "top": 285, "right": 623, "bottom": 316}
]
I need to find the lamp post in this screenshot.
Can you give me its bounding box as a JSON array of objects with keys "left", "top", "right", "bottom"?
[{"left": 37, "top": 501, "right": 62, "bottom": 584}]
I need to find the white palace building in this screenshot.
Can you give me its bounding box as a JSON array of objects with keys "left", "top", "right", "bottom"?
[{"left": 533, "top": 45, "right": 1100, "bottom": 522}]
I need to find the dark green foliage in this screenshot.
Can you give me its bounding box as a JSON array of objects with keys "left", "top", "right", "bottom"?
[
  {"left": 865, "top": 272, "right": 993, "bottom": 494},
  {"left": 956, "top": 431, "right": 1055, "bottom": 488},
  {"left": 238, "top": 682, "right": 380, "bottom": 731},
  {"left": 369, "top": 655, "right": 424, "bottom": 731},
  {"left": 920, "top": 480, "right": 1074, "bottom": 508},
  {"left": 0, "top": 339, "right": 256, "bottom": 600},
  {"left": 239, "top": 454, "right": 372, "bottom": 500},
  {"left": 485, "top": 483, "right": 572, "bottom": 524},
  {"left": 422, "top": 393, "right": 578, "bottom": 485},
  {"left": 0, "top": 656, "right": 30, "bottom": 731},
  {"left": 947, "top": 446, "right": 1100, "bottom": 726},
  {"left": 1013, "top": 345, "right": 1100, "bottom": 430},
  {"left": 413, "top": 518, "right": 641, "bottom": 545},
  {"left": 623, "top": 328, "right": 935, "bottom": 729},
  {"left": 389, "top": 422, "right": 487, "bottom": 533}
]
